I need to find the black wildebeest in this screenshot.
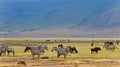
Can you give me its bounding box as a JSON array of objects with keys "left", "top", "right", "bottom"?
[
  {"left": 46, "top": 40, "right": 50, "bottom": 42},
  {"left": 91, "top": 47, "right": 101, "bottom": 54},
  {"left": 117, "top": 41, "right": 119, "bottom": 45},
  {"left": 58, "top": 44, "right": 63, "bottom": 48},
  {"left": 91, "top": 43, "right": 94, "bottom": 47},
  {"left": 51, "top": 47, "right": 69, "bottom": 59},
  {"left": 66, "top": 46, "right": 78, "bottom": 53}
]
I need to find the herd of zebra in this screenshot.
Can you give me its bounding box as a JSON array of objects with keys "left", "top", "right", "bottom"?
[
  {"left": 24, "top": 44, "right": 78, "bottom": 59},
  {"left": 0, "top": 45, "right": 15, "bottom": 56},
  {"left": 0, "top": 41, "right": 118, "bottom": 59}
]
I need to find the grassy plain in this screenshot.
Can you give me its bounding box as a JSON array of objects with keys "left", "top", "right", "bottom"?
[{"left": 0, "top": 40, "right": 120, "bottom": 67}]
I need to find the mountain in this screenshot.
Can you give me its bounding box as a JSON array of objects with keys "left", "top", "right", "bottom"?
[
  {"left": 0, "top": 0, "right": 120, "bottom": 38},
  {"left": 72, "top": 4, "right": 120, "bottom": 31}
]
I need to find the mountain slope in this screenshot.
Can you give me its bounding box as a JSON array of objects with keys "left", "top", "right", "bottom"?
[
  {"left": 20, "top": 3, "right": 120, "bottom": 38},
  {"left": 0, "top": 0, "right": 119, "bottom": 31},
  {"left": 0, "top": 0, "right": 120, "bottom": 37},
  {"left": 72, "top": 4, "right": 120, "bottom": 31}
]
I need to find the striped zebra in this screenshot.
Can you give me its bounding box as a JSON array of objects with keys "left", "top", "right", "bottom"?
[
  {"left": 24, "top": 46, "right": 48, "bottom": 59},
  {"left": 51, "top": 47, "right": 69, "bottom": 59},
  {"left": 7, "top": 48, "right": 15, "bottom": 55},
  {"left": 103, "top": 42, "right": 116, "bottom": 50}
]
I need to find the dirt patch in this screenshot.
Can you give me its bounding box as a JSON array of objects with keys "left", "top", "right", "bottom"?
[{"left": 0, "top": 57, "right": 120, "bottom": 67}]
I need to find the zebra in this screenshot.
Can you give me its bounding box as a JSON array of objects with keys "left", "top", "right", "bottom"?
[
  {"left": 51, "top": 47, "right": 68, "bottom": 59},
  {"left": 103, "top": 42, "right": 116, "bottom": 50},
  {"left": 0, "top": 45, "right": 8, "bottom": 56},
  {"left": 1, "top": 45, "right": 15, "bottom": 56},
  {"left": 7, "top": 48, "right": 15, "bottom": 56},
  {"left": 0, "top": 48, "right": 5, "bottom": 56},
  {"left": 38, "top": 45, "right": 48, "bottom": 55},
  {"left": 24, "top": 46, "right": 48, "bottom": 59}
]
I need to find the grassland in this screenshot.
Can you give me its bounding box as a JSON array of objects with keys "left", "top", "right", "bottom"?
[{"left": 0, "top": 39, "right": 120, "bottom": 67}]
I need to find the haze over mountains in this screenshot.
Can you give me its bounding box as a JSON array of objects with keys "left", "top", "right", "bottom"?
[{"left": 0, "top": 0, "right": 120, "bottom": 38}]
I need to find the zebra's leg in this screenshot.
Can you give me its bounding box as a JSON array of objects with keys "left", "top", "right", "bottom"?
[
  {"left": 38, "top": 54, "right": 40, "bottom": 59},
  {"left": 42, "top": 51, "right": 44, "bottom": 55},
  {"left": 57, "top": 53, "right": 60, "bottom": 58},
  {"left": 3, "top": 52, "right": 6, "bottom": 56},
  {"left": 13, "top": 51, "right": 15, "bottom": 55},
  {"left": 64, "top": 55, "right": 66, "bottom": 59},
  {"left": 0, "top": 52, "right": 2, "bottom": 56},
  {"left": 32, "top": 54, "right": 35, "bottom": 60},
  {"left": 7, "top": 51, "right": 10, "bottom": 56}
]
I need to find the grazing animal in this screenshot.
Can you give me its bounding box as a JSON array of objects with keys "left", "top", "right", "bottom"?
[
  {"left": 46, "top": 40, "right": 50, "bottom": 42},
  {"left": 68, "top": 39, "right": 70, "bottom": 42},
  {"left": 91, "top": 43, "right": 94, "bottom": 47},
  {"left": 58, "top": 44, "right": 63, "bottom": 48},
  {"left": 0, "top": 45, "right": 8, "bottom": 56},
  {"left": 103, "top": 42, "right": 116, "bottom": 50},
  {"left": 0, "top": 48, "right": 3, "bottom": 56},
  {"left": 7, "top": 48, "right": 15, "bottom": 55},
  {"left": 91, "top": 47, "right": 101, "bottom": 54},
  {"left": 117, "top": 41, "right": 119, "bottom": 45},
  {"left": 0, "top": 45, "right": 15, "bottom": 56},
  {"left": 38, "top": 45, "right": 48, "bottom": 55},
  {"left": 66, "top": 46, "right": 78, "bottom": 53},
  {"left": 0, "top": 47, "right": 6, "bottom": 56},
  {"left": 51, "top": 47, "right": 68, "bottom": 58},
  {"left": 24, "top": 46, "right": 42, "bottom": 59},
  {"left": 1, "top": 45, "right": 8, "bottom": 56}
]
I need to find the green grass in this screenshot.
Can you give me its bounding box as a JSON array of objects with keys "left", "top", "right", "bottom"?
[
  {"left": 2, "top": 39, "right": 119, "bottom": 43},
  {"left": 2, "top": 42, "right": 120, "bottom": 59},
  {"left": 3, "top": 42, "right": 120, "bottom": 60},
  {"left": 0, "top": 41, "right": 120, "bottom": 67}
]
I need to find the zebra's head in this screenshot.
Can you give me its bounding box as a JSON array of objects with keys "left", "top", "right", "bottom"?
[
  {"left": 51, "top": 47, "right": 57, "bottom": 52},
  {"left": 24, "top": 46, "right": 31, "bottom": 52}
]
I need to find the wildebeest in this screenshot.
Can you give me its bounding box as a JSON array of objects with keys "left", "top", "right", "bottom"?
[
  {"left": 91, "top": 43, "right": 94, "bottom": 47},
  {"left": 103, "top": 42, "right": 116, "bottom": 50},
  {"left": 117, "top": 41, "right": 119, "bottom": 45},
  {"left": 66, "top": 46, "right": 78, "bottom": 53},
  {"left": 58, "top": 44, "right": 63, "bottom": 48},
  {"left": 91, "top": 47, "right": 101, "bottom": 54},
  {"left": 46, "top": 40, "right": 50, "bottom": 42},
  {"left": 51, "top": 47, "right": 68, "bottom": 58},
  {"left": 24, "top": 46, "right": 42, "bottom": 59}
]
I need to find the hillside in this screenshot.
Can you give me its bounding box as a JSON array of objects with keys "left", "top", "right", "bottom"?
[{"left": 0, "top": 0, "right": 120, "bottom": 38}]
